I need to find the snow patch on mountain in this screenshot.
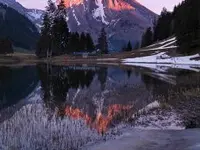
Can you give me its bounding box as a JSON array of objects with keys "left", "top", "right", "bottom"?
[
  {"left": 93, "top": 0, "right": 109, "bottom": 25},
  {"left": 27, "top": 10, "right": 43, "bottom": 20},
  {"left": 72, "top": 9, "right": 81, "bottom": 25}
]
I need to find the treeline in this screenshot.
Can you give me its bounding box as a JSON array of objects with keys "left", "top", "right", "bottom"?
[
  {"left": 141, "top": 0, "right": 200, "bottom": 54},
  {"left": 121, "top": 41, "right": 139, "bottom": 52},
  {"left": 141, "top": 8, "right": 174, "bottom": 48},
  {"left": 37, "top": 64, "right": 108, "bottom": 111},
  {"left": 36, "top": 0, "right": 108, "bottom": 58},
  {"left": 0, "top": 39, "right": 13, "bottom": 54}
]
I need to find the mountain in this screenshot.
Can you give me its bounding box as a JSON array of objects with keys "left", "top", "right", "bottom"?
[
  {"left": 0, "top": 0, "right": 44, "bottom": 29},
  {"left": 61, "top": 0, "right": 157, "bottom": 50},
  {"left": 0, "top": 0, "right": 156, "bottom": 51},
  {"left": 0, "top": 3, "right": 40, "bottom": 49}
]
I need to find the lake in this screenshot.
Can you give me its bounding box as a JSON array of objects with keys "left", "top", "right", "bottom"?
[{"left": 0, "top": 63, "right": 200, "bottom": 149}]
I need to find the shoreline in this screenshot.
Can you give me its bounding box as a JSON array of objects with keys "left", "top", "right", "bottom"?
[{"left": 1, "top": 48, "right": 200, "bottom": 68}]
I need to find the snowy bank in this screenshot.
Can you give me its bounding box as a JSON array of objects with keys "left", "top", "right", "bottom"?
[
  {"left": 132, "top": 101, "right": 184, "bottom": 130},
  {"left": 123, "top": 52, "right": 200, "bottom": 65},
  {"left": 124, "top": 62, "right": 200, "bottom": 72},
  {"left": 144, "top": 37, "right": 177, "bottom": 51}
]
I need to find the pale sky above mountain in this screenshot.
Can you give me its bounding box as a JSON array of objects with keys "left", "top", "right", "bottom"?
[
  {"left": 139, "top": 0, "right": 183, "bottom": 13},
  {"left": 17, "top": 0, "right": 183, "bottom": 14}
]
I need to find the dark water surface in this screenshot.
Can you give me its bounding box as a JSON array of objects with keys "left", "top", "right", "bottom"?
[{"left": 0, "top": 64, "right": 200, "bottom": 149}]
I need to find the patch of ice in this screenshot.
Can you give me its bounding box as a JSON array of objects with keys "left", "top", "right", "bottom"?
[
  {"left": 123, "top": 52, "right": 200, "bottom": 65},
  {"left": 93, "top": 0, "right": 109, "bottom": 25},
  {"left": 124, "top": 62, "right": 200, "bottom": 72}
]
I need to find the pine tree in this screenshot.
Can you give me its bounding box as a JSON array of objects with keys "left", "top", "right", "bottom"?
[
  {"left": 153, "top": 8, "right": 173, "bottom": 42},
  {"left": 134, "top": 41, "right": 140, "bottom": 50},
  {"left": 174, "top": 0, "right": 200, "bottom": 54},
  {"left": 121, "top": 44, "right": 127, "bottom": 52},
  {"left": 79, "top": 32, "right": 86, "bottom": 51},
  {"left": 36, "top": 0, "right": 56, "bottom": 58},
  {"left": 74, "top": 32, "right": 80, "bottom": 52},
  {"left": 97, "top": 28, "right": 108, "bottom": 54},
  {"left": 0, "top": 38, "right": 13, "bottom": 54},
  {"left": 56, "top": 0, "right": 66, "bottom": 17},
  {"left": 46, "top": 0, "right": 56, "bottom": 19},
  {"left": 36, "top": 13, "right": 51, "bottom": 58},
  {"left": 86, "top": 33, "right": 95, "bottom": 52},
  {"left": 126, "top": 41, "right": 132, "bottom": 51},
  {"left": 51, "top": 0, "right": 69, "bottom": 55},
  {"left": 141, "top": 27, "right": 153, "bottom": 47}
]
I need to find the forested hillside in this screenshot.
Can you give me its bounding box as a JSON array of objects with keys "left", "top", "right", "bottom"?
[
  {"left": 141, "top": 0, "right": 200, "bottom": 54},
  {"left": 0, "top": 3, "right": 39, "bottom": 50},
  {"left": 36, "top": 0, "right": 108, "bottom": 58}
]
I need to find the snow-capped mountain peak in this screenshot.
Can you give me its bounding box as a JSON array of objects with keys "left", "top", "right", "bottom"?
[
  {"left": 0, "top": 0, "right": 157, "bottom": 50},
  {"left": 58, "top": 0, "right": 157, "bottom": 50}
]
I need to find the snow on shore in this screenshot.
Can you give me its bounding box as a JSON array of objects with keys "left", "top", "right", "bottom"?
[
  {"left": 132, "top": 101, "right": 184, "bottom": 130},
  {"left": 124, "top": 62, "right": 200, "bottom": 72},
  {"left": 123, "top": 52, "right": 200, "bottom": 65},
  {"left": 144, "top": 37, "right": 177, "bottom": 51}
]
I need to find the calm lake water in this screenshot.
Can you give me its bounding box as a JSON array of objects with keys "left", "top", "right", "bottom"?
[{"left": 0, "top": 64, "right": 200, "bottom": 149}]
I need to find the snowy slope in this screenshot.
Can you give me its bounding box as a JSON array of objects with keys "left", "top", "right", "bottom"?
[
  {"left": 0, "top": 0, "right": 156, "bottom": 50},
  {"left": 123, "top": 52, "right": 200, "bottom": 65},
  {"left": 62, "top": 0, "right": 157, "bottom": 50},
  {"left": 0, "top": 0, "right": 44, "bottom": 29}
]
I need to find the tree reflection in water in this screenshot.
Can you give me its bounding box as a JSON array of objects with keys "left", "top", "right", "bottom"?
[{"left": 37, "top": 64, "right": 133, "bottom": 133}]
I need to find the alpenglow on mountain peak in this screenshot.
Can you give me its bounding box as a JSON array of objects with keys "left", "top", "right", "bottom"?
[
  {"left": 55, "top": 0, "right": 156, "bottom": 50},
  {"left": 0, "top": 0, "right": 156, "bottom": 51}
]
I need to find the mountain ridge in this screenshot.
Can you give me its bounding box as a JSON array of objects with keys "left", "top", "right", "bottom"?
[
  {"left": 0, "top": 0, "right": 157, "bottom": 51},
  {"left": 0, "top": 2, "right": 40, "bottom": 49},
  {"left": 60, "top": 0, "right": 157, "bottom": 50},
  {"left": 0, "top": 0, "right": 44, "bottom": 29}
]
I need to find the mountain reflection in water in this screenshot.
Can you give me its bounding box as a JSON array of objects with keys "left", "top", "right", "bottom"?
[
  {"left": 64, "top": 104, "right": 133, "bottom": 133},
  {"left": 37, "top": 64, "right": 135, "bottom": 134},
  {"left": 0, "top": 64, "right": 200, "bottom": 149}
]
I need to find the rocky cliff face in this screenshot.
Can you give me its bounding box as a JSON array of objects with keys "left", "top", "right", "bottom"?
[
  {"left": 59, "top": 0, "right": 157, "bottom": 50},
  {"left": 0, "top": 0, "right": 156, "bottom": 51}
]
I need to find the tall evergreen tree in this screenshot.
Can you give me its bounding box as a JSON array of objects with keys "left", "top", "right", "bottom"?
[
  {"left": 126, "top": 41, "right": 132, "bottom": 51},
  {"left": 141, "top": 27, "right": 153, "bottom": 47},
  {"left": 36, "top": 0, "right": 56, "bottom": 58},
  {"left": 0, "top": 38, "right": 13, "bottom": 54},
  {"left": 36, "top": 13, "right": 51, "bottom": 58},
  {"left": 153, "top": 8, "right": 173, "bottom": 42},
  {"left": 174, "top": 0, "right": 200, "bottom": 54},
  {"left": 51, "top": 0, "right": 69, "bottom": 55},
  {"left": 134, "top": 41, "right": 140, "bottom": 50},
  {"left": 86, "top": 33, "right": 95, "bottom": 52},
  {"left": 79, "top": 32, "right": 87, "bottom": 51},
  {"left": 121, "top": 44, "right": 127, "bottom": 52},
  {"left": 68, "top": 32, "right": 79, "bottom": 53},
  {"left": 97, "top": 28, "right": 108, "bottom": 54}
]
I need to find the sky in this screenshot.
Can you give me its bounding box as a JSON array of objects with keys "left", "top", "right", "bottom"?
[
  {"left": 139, "top": 0, "right": 183, "bottom": 13},
  {"left": 17, "top": 0, "right": 183, "bottom": 14}
]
